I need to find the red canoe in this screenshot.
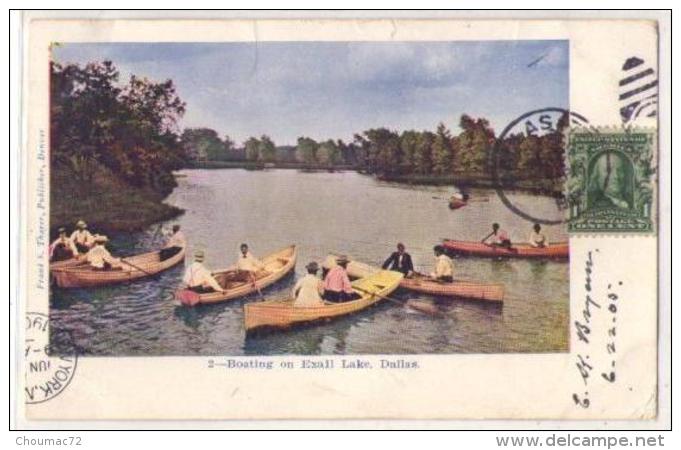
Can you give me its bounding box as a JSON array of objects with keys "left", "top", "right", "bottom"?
[{"left": 442, "top": 239, "right": 569, "bottom": 259}]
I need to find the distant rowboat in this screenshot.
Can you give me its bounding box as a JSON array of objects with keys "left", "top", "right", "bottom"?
[
  {"left": 442, "top": 239, "right": 569, "bottom": 259},
  {"left": 175, "top": 245, "right": 297, "bottom": 306},
  {"left": 243, "top": 270, "right": 403, "bottom": 332},
  {"left": 327, "top": 257, "right": 504, "bottom": 303},
  {"left": 51, "top": 245, "right": 186, "bottom": 288}
]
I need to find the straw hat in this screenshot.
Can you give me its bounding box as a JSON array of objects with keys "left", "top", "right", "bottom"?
[
  {"left": 194, "top": 250, "right": 205, "bottom": 261},
  {"left": 76, "top": 220, "right": 87, "bottom": 228},
  {"left": 336, "top": 255, "right": 349, "bottom": 265},
  {"left": 58, "top": 227, "right": 66, "bottom": 234}
]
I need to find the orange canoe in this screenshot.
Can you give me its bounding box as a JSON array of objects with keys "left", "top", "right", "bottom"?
[{"left": 442, "top": 239, "right": 568, "bottom": 259}]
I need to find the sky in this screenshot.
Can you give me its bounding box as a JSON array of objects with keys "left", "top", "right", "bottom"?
[{"left": 53, "top": 41, "right": 569, "bottom": 146}]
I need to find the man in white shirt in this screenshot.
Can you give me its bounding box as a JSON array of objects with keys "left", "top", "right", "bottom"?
[
  {"left": 236, "top": 243, "right": 266, "bottom": 274},
  {"left": 182, "top": 250, "right": 224, "bottom": 293},
  {"left": 86, "top": 235, "right": 122, "bottom": 270},
  {"left": 430, "top": 245, "right": 454, "bottom": 283},
  {"left": 70, "top": 219, "right": 94, "bottom": 254},
  {"left": 292, "top": 262, "right": 325, "bottom": 307},
  {"left": 528, "top": 223, "right": 547, "bottom": 248}
]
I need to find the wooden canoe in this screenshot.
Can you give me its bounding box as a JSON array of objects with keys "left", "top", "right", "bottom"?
[
  {"left": 327, "top": 257, "right": 504, "bottom": 303},
  {"left": 175, "top": 245, "right": 297, "bottom": 306},
  {"left": 244, "top": 269, "right": 403, "bottom": 332},
  {"left": 51, "top": 245, "right": 186, "bottom": 288},
  {"left": 442, "top": 239, "right": 569, "bottom": 259}
]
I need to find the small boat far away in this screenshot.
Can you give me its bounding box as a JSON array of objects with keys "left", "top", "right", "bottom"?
[
  {"left": 243, "top": 270, "right": 403, "bottom": 333},
  {"left": 442, "top": 239, "right": 569, "bottom": 259}
]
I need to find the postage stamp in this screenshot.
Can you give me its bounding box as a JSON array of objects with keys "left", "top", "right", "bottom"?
[
  {"left": 13, "top": 14, "right": 667, "bottom": 427},
  {"left": 567, "top": 129, "right": 656, "bottom": 233}
]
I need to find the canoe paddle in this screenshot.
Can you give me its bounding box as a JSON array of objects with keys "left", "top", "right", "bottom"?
[
  {"left": 352, "top": 287, "right": 439, "bottom": 317},
  {"left": 120, "top": 258, "right": 155, "bottom": 277}
]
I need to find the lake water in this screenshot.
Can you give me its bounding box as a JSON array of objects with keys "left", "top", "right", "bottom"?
[{"left": 50, "top": 169, "right": 569, "bottom": 356}]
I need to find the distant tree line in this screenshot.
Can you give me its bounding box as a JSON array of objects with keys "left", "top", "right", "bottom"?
[
  {"left": 50, "top": 60, "right": 187, "bottom": 196},
  {"left": 183, "top": 114, "right": 567, "bottom": 181}
]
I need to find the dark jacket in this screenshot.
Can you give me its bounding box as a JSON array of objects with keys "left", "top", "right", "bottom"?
[{"left": 382, "top": 251, "right": 414, "bottom": 275}]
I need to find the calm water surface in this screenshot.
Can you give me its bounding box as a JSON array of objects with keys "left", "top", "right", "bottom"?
[{"left": 50, "top": 169, "right": 569, "bottom": 355}]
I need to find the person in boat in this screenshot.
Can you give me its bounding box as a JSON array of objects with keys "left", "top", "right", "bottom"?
[
  {"left": 86, "top": 235, "right": 123, "bottom": 271},
  {"left": 482, "top": 223, "right": 512, "bottom": 248},
  {"left": 49, "top": 227, "right": 78, "bottom": 262},
  {"left": 430, "top": 245, "right": 454, "bottom": 283},
  {"left": 292, "top": 261, "right": 325, "bottom": 307},
  {"left": 323, "top": 255, "right": 360, "bottom": 302},
  {"left": 382, "top": 242, "right": 414, "bottom": 277},
  {"left": 235, "top": 243, "right": 266, "bottom": 280},
  {"left": 529, "top": 223, "right": 547, "bottom": 248},
  {"left": 182, "top": 250, "right": 225, "bottom": 293},
  {"left": 70, "top": 219, "right": 95, "bottom": 254},
  {"left": 160, "top": 225, "right": 185, "bottom": 261}
]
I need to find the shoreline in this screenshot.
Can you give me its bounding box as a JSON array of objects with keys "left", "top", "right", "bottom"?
[{"left": 186, "top": 161, "right": 564, "bottom": 197}]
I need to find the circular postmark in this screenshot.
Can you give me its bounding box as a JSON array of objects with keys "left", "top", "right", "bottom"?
[
  {"left": 491, "top": 107, "right": 591, "bottom": 225},
  {"left": 25, "top": 312, "right": 78, "bottom": 404}
]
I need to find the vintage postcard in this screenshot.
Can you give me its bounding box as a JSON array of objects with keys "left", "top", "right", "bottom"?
[{"left": 14, "top": 13, "right": 668, "bottom": 427}]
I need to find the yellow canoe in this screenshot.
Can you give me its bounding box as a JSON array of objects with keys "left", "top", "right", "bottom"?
[{"left": 244, "top": 269, "right": 403, "bottom": 332}]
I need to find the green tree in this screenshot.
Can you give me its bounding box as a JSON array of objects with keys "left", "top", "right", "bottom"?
[
  {"left": 316, "top": 140, "right": 341, "bottom": 165},
  {"left": 431, "top": 122, "right": 453, "bottom": 175},
  {"left": 457, "top": 115, "right": 494, "bottom": 174},
  {"left": 295, "top": 137, "right": 318, "bottom": 164},
  {"left": 258, "top": 135, "right": 276, "bottom": 162},
  {"left": 399, "top": 130, "right": 420, "bottom": 174},
  {"left": 244, "top": 137, "right": 261, "bottom": 161},
  {"left": 414, "top": 131, "right": 435, "bottom": 174}
]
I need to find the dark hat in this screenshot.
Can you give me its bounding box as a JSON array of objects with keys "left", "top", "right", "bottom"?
[
  {"left": 306, "top": 261, "right": 319, "bottom": 271},
  {"left": 336, "top": 255, "right": 349, "bottom": 264}
]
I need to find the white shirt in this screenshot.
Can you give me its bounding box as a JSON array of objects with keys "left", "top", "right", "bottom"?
[
  {"left": 432, "top": 254, "right": 454, "bottom": 278},
  {"left": 183, "top": 261, "right": 223, "bottom": 291},
  {"left": 236, "top": 251, "right": 264, "bottom": 272},
  {"left": 166, "top": 231, "right": 186, "bottom": 248},
  {"left": 292, "top": 274, "right": 325, "bottom": 307},
  {"left": 70, "top": 229, "right": 94, "bottom": 248},
  {"left": 529, "top": 231, "right": 547, "bottom": 247},
  {"left": 86, "top": 245, "right": 121, "bottom": 269}
]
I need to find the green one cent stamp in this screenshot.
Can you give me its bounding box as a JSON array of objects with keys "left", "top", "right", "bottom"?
[{"left": 567, "top": 129, "right": 656, "bottom": 233}]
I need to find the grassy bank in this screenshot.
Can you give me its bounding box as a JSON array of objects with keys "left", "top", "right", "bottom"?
[{"left": 50, "top": 164, "right": 183, "bottom": 235}]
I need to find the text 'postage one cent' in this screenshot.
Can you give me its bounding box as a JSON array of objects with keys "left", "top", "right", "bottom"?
[{"left": 567, "top": 130, "right": 656, "bottom": 233}]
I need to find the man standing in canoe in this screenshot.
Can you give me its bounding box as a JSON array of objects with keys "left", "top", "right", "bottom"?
[
  {"left": 482, "top": 223, "right": 512, "bottom": 249},
  {"left": 292, "top": 262, "right": 325, "bottom": 307},
  {"left": 382, "top": 242, "right": 414, "bottom": 277},
  {"left": 323, "top": 255, "right": 360, "bottom": 302},
  {"left": 182, "top": 250, "right": 225, "bottom": 293},
  {"left": 430, "top": 245, "right": 454, "bottom": 283},
  {"left": 86, "top": 235, "right": 123, "bottom": 270},
  {"left": 528, "top": 223, "right": 547, "bottom": 248},
  {"left": 49, "top": 227, "right": 78, "bottom": 262},
  {"left": 70, "top": 219, "right": 95, "bottom": 254},
  {"left": 160, "top": 224, "right": 186, "bottom": 261}
]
